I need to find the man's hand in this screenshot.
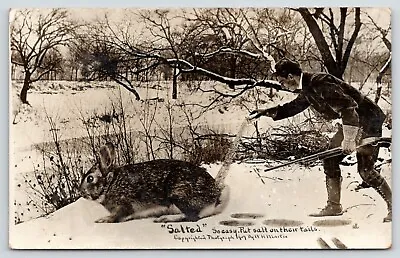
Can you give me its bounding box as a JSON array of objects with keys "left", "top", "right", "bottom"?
[
  {"left": 341, "top": 125, "right": 359, "bottom": 154},
  {"left": 248, "top": 108, "right": 277, "bottom": 120}
]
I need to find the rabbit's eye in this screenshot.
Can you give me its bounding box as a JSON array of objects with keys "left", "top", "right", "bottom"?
[{"left": 86, "top": 175, "right": 94, "bottom": 183}]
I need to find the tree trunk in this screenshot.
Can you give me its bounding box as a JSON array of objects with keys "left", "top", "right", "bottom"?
[
  {"left": 375, "top": 56, "right": 391, "bottom": 103},
  {"left": 172, "top": 66, "right": 178, "bottom": 99},
  {"left": 20, "top": 72, "right": 31, "bottom": 104},
  {"left": 297, "top": 8, "right": 341, "bottom": 78},
  {"left": 297, "top": 8, "right": 361, "bottom": 80},
  {"left": 11, "top": 65, "right": 15, "bottom": 80}
]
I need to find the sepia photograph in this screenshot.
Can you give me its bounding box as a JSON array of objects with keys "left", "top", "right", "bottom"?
[{"left": 9, "top": 7, "right": 392, "bottom": 249}]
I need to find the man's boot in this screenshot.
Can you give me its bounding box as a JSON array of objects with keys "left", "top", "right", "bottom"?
[
  {"left": 309, "top": 176, "right": 343, "bottom": 217},
  {"left": 373, "top": 180, "right": 392, "bottom": 223}
]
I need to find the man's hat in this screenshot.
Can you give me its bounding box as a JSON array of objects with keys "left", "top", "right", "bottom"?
[{"left": 273, "top": 58, "right": 302, "bottom": 78}]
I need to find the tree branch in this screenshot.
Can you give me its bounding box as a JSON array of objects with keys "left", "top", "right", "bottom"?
[
  {"left": 297, "top": 8, "right": 337, "bottom": 74},
  {"left": 341, "top": 8, "right": 361, "bottom": 73},
  {"left": 164, "top": 57, "right": 282, "bottom": 90},
  {"left": 376, "top": 54, "right": 391, "bottom": 84},
  {"left": 195, "top": 47, "right": 263, "bottom": 59},
  {"left": 337, "top": 8, "right": 347, "bottom": 64}
]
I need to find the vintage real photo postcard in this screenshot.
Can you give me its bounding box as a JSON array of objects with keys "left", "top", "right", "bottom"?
[{"left": 9, "top": 7, "right": 392, "bottom": 249}]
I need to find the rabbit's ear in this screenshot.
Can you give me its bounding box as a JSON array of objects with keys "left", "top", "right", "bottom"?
[
  {"left": 106, "top": 171, "right": 114, "bottom": 184},
  {"left": 99, "top": 142, "right": 115, "bottom": 171}
]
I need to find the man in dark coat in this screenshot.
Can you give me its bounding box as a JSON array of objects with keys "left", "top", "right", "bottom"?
[{"left": 250, "top": 58, "right": 391, "bottom": 222}]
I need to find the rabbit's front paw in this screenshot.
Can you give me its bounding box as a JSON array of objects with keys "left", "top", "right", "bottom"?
[{"left": 95, "top": 216, "right": 118, "bottom": 223}]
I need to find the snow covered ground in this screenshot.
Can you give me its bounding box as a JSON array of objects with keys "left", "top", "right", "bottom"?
[{"left": 9, "top": 80, "right": 392, "bottom": 249}]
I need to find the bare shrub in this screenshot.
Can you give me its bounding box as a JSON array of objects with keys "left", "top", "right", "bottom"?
[
  {"left": 241, "top": 111, "right": 332, "bottom": 160},
  {"left": 78, "top": 90, "right": 141, "bottom": 165},
  {"left": 265, "top": 129, "right": 330, "bottom": 160},
  {"left": 183, "top": 132, "right": 232, "bottom": 165},
  {"left": 17, "top": 114, "right": 87, "bottom": 222},
  {"left": 31, "top": 140, "right": 85, "bottom": 210}
]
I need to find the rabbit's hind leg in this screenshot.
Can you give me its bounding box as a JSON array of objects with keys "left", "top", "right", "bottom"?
[
  {"left": 153, "top": 202, "right": 199, "bottom": 223},
  {"left": 156, "top": 182, "right": 229, "bottom": 223},
  {"left": 199, "top": 185, "right": 230, "bottom": 219},
  {"left": 151, "top": 198, "right": 201, "bottom": 222},
  {"left": 121, "top": 204, "right": 180, "bottom": 222},
  {"left": 157, "top": 197, "right": 214, "bottom": 223},
  {"left": 154, "top": 205, "right": 206, "bottom": 223},
  {"left": 153, "top": 214, "right": 187, "bottom": 223}
]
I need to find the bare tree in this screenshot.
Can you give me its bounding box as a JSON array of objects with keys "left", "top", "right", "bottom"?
[
  {"left": 364, "top": 11, "right": 391, "bottom": 103},
  {"left": 39, "top": 48, "right": 64, "bottom": 80},
  {"left": 296, "top": 8, "right": 362, "bottom": 79},
  {"left": 63, "top": 47, "right": 81, "bottom": 81},
  {"left": 80, "top": 8, "right": 301, "bottom": 105},
  {"left": 10, "top": 9, "right": 78, "bottom": 104}
]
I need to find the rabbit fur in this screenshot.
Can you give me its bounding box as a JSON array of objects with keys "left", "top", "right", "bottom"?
[{"left": 80, "top": 142, "right": 229, "bottom": 223}]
